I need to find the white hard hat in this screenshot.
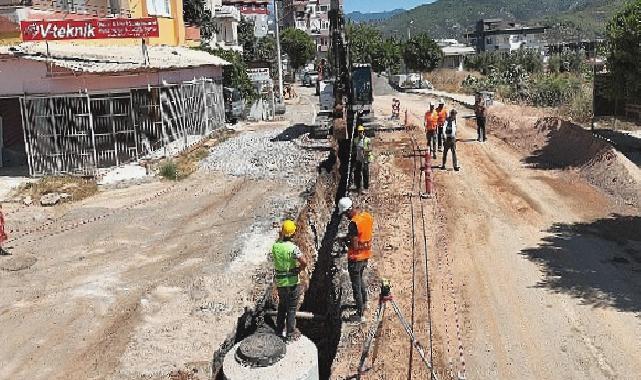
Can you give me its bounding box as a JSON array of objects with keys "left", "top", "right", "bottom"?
[
  {"left": 337, "top": 196, "right": 353, "bottom": 214},
  {"left": 438, "top": 98, "right": 445, "bottom": 105}
]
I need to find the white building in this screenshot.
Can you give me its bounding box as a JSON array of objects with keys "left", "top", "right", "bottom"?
[
  {"left": 207, "top": 0, "right": 242, "bottom": 50},
  {"left": 464, "top": 19, "right": 548, "bottom": 54},
  {"left": 283, "top": 0, "right": 335, "bottom": 57}
]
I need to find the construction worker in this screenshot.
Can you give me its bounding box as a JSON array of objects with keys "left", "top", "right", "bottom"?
[
  {"left": 338, "top": 197, "right": 374, "bottom": 323},
  {"left": 391, "top": 97, "right": 400, "bottom": 120},
  {"left": 475, "top": 94, "right": 488, "bottom": 142},
  {"left": 352, "top": 125, "right": 372, "bottom": 194},
  {"left": 272, "top": 219, "right": 307, "bottom": 341},
  {"left": 441, "top": 109, "right": 460, "bottom": 171},
  {"left": 435, "top": 99, "right": 448, "bottom": 151},
  {"left": 424, "top": 102, "right": 438, "bottom": 159}
]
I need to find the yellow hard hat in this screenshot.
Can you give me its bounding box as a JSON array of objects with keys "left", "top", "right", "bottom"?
[
  {"left": 357, "top": 125, "right": 365, "bottom": 132},
  {"left": 282, "top": 220, "right": 296, "bottom": 237}
]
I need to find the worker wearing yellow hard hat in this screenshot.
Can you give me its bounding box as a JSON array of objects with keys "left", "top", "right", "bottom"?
[
  {"left": 271, "top": 219, "right": 307, "bottom": 342},
  {"left": 352, "top": 125, "right": 372, "bottom": 194}
]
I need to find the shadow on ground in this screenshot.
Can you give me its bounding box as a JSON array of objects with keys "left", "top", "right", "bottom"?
[
  {"left": 270, "top": 123, "right": 308, "bottom": 142},
  {"left": 520, "top": 214, "right": 641, "bottom": 313},
  {"left": 594, "top": 128, "right": 641, "bottom": 167},
  {"left": 523, "top": 119, "right": 609, "bottom": 169}
]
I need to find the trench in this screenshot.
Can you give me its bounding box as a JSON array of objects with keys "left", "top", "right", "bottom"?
[{"left": 211, "top": 130, "right": 350, "bottom": 379}]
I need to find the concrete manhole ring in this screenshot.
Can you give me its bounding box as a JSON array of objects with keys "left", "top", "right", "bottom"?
[{"left": 235, "top": 332, "right": 286, "bottom": 367}]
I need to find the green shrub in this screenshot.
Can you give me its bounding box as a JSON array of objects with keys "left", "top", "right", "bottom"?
[{"left": 159, "top": 160, "right": 178, "bottom": 180}]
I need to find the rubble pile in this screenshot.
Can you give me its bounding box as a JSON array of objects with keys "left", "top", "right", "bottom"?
[{"left": 200, "top": 129, "right": 327, "bottom": 189}]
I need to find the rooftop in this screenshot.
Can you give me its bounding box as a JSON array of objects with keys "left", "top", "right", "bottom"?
[
  {"left": 0, "top": 42, "right": 229, "bottom": 73},
  {"left": 441, "top": 46, "right": 476, "bottom": 56}
]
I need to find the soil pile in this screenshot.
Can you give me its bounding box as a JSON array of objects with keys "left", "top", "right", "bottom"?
[{"left": 488, "top": 105, "right": 641, "bottom": 209}]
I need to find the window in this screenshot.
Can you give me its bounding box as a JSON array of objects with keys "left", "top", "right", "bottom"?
[
  {"left": 146, "top": 0, "right": 171, "bottom": 17},
  {"left": 321, "top": 20, "right": 329, "bottom": 30},
  {"left": 319, "top": 5, "right": 328, "bottom": 11}
]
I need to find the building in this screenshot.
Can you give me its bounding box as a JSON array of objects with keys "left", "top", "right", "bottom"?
[
  {"left": 207, "top": 0, "right": 241, "bottom": 50},
  {"left": 223, "top": 0, "right": 269, "bottom": 38},
  {"left": 436, "top": 39, "right": 476, "bottom": 71},
  {"left": 464, "top": 19, "right": 548, "bottom": 53},
  {"left": 282, "top": 0, "right": 334, "bottom": 57},
  {"left": 0, "top": 0, "right": 229, "bottom": 176}
]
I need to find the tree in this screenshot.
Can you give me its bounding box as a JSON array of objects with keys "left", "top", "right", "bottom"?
[
  {"left": 347, "top": 23, "right": 382, "bottom": 64},
  {"left": 183, "top": 0, "right": 215, "bottom": 40},
  {"left": 403, "top": 33, "right": 442, "bottom": 72},
  {"left": 255, "top": 36, "right": 276, "bottom": 62},
  {"left": 373, "top": 37, "right": 402, "bottom": 74},
  {"left": 208, "top": 48, "right": 257, "bottom": 101},
  {"left": 280, "top": 28, "right": 316, "bottom": 71},
  {"left": 238, "top": 17, "right": 256, "bottom": 62},
  {"left": 606, "top": 0, "right": 641, "bottom": 101}
]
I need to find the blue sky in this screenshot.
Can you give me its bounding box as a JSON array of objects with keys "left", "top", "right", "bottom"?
[{"left": 344, "top": 0, "right": 433, "bottom": 13}]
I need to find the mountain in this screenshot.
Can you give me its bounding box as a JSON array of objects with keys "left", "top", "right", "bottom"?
[
  {"left": 377, "top": 0, "right": 626, "bottom": 40},
  {"left": 346, "top": 9, "right": 405, "bottom": 23}
]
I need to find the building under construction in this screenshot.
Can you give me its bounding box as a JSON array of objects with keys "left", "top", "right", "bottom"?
[{"left": 0, "top": 42, "right": 228, "bottom": 176}]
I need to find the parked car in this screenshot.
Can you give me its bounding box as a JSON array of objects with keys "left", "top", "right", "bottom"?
[
  {"left": 223, "top": 87, "right": 245, "bottom": 124},
  {"left": 303, "top": 71, "right": 319, "bottom": 87}
]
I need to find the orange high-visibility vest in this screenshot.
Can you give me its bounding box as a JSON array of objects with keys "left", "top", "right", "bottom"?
[
  {"left": 348, "top": 211, "right": 373, "bottom": 262},
  {"left": 425, "top": 111, "right": 438, "bottom": 131},
  {"left": 437, "top": 108, "right": 448, "bottom": 125}
]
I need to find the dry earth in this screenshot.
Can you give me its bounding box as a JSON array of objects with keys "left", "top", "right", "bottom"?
[
  {"left": 331, "top": 88, "right": 641, "bottom": 380},
  {"left": 0, "top": 87, "right": 325, "bottom": 380}
]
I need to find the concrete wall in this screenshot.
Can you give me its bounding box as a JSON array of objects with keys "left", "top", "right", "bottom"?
[{"left": 0, "top": 58, "right": 223, "bottom": 95}]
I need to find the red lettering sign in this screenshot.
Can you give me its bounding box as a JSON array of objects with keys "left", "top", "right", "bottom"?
[{"left": 20, "top": 18, "right": 159, "bottom": 41}]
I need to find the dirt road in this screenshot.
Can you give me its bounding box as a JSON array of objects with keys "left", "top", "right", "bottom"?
[
  {"left": 0, "top": 88, "right": 324, "bottom": 380},
  {"left": 333, "top": 90, "right": 641, "bottom": 380}
]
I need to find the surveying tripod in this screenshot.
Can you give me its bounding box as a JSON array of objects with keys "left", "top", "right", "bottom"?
[{"left": 356, "top": 279, "right": 438, "bottom": 380}]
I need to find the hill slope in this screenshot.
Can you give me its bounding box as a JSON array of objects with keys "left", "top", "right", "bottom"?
[
  {"left": 346, "top": 9, "right": 405, "bottom": 23},
  {"left": 377, "top": 0, "right": 625, "bottom": 40}
]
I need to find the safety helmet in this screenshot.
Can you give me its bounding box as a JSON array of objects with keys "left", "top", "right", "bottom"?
[
  {"left": 438, "top": 98, "right": 445, "bottom": 106},
  {"left": 357, "top": 125, "right": 365, "bottom": 132},
  {"left": 429, "top": 101, "right": 434, "bottom": 107},
  {"left": 337, "top": 197, "right": 353, "bottom": 214},
  {"left": 282, "top": 220, "right": 296, "bottom": 237}
]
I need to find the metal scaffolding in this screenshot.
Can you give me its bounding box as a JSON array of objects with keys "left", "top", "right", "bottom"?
[{"left": 19, "top": 78, "right": 224, "bottom": 176}]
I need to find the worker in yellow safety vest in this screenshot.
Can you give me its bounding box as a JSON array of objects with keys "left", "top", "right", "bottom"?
[
  {"left": 272, "top": 219, "right": 307, "bottom": 341},
  {"left": 338, "top": 197, "right": 374, "bottom": 323},
  {"left": 352, "top": 125, "right": 373, "bottom": 194},
  {"left": 436, "top": 99, "right": 448, "bottom": 151}
]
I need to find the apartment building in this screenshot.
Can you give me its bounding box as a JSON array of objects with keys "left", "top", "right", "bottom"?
[
  {"left": 223, "top": 0, "right": 269, "bottom": 37},
  {"left": 282, "top": 0, "right": 337, "bottom": 57},
  {"left": 465, "top": 18, "right": 548, "bottom": 54}
]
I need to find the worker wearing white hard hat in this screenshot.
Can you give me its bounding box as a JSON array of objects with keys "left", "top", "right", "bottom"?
[{"left": 337, "top": 196, "right": 374, "bottom": 323}]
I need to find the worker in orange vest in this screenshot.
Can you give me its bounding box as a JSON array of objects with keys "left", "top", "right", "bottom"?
[
  {"left": 435, "top": 99, "right": 448, "bottom": 151},
  {"left": 338, "top": 196, "right": 373, "bottom": 323},
  {"left": 424, "top": 101, "right": 438, "bottom": 159},
  {"left": 0, "top": 204, "right": 8, "bottom": 255}
]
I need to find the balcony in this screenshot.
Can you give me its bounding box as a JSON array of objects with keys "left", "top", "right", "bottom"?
[{"left": 213, "top": 5, "right": 240, "bottom": 21}]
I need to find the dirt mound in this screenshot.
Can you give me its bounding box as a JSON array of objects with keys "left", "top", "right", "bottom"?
[{"left": 487, "top": 105, "right": 641, "bottom": 209}]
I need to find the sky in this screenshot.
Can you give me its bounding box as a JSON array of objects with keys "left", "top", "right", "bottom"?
[{"left": 344, "top": 0, "right": 434, "bottom": 14}]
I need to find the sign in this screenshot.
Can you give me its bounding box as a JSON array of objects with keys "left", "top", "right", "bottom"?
[
  {"left": 246, "top": 68, "right": 270, "bottom": 82},
  {"left": 20, "top": 18, "right": 159, "bottom": 41}
]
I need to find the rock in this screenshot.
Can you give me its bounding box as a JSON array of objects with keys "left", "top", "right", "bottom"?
[
  {"left": 60, "top": 183, "right": 80, "bottom": 191},
  {"left": 23, "top": 195, "right": 33, "bottom": 206},
  {"left": 40, "top": 192, "right": 61, "bottom": 207},
  {"left": 59, "top": 192, "right": 72, "bottom": 200}
]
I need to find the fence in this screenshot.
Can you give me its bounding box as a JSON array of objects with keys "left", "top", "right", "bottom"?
[{"left": 20, "top": 78, "right": 224, "bottom": 176}]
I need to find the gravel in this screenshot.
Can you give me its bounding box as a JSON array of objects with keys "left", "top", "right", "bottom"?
[{"left": 200, "top": 128, "right": 328, "bottom": 190}]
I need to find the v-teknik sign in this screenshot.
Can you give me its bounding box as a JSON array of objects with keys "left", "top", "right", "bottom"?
[{"left": 20, "top": 18, "right": 159, "bottom": 41}]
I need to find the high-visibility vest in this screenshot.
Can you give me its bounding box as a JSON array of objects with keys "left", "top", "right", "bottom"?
[
  {"left": 272, "top": 241, "right": 299, "bottom": 287},
  {"left": 348, "top": 212, "right": 373, "bottom": 262},
  {"left": 425, "top": 111, "right": 438, "bottom": 131},
  {"left": 0, "top": 211, "right": 6, "bottom": 243},
  {"left": 437, "top": 108, "right": 448, "bottom": 125},
  {"left": 353, "top": 136, "right": 373, "bottom": 163}
]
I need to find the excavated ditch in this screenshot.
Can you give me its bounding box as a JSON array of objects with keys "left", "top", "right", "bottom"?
[{"left": 210, "top": 128, "right": 350, "bottom": 379}]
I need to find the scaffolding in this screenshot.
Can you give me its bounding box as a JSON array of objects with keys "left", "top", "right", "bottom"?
[{"left": 20, "top": 78, "right": 224, "bottom": 176}]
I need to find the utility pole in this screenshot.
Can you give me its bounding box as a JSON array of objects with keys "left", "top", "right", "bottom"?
[
  {"left": 408, "top": 20, "right": 414, "bottom": 41},
  {"left": 274, "top": 0, "right": 284, "bottom": 99}
]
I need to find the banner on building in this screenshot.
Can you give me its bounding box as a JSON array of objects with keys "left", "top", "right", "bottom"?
[
  {"left": 20, "top": 18, "right": 159, "bottom": 41},
  {"left": 247, "top": 68, "right": 270, "bottom": 82}
]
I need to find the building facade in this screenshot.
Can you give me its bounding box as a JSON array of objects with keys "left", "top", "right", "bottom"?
[
  {"left": 222, "top": 0, "right": 269, "bottom": 38},
  {"left": 465, "top": 19, "right": 547, "bottom": 54},
  {"left": 0, "top": 0, "right": 228, "bottom": 176},
  {"left": 282, "top": 0, "right": 334, "bottom": 57},
  {"left": 436, "top": 39, "right": 476, "bottom": 71}
]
